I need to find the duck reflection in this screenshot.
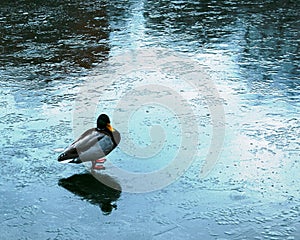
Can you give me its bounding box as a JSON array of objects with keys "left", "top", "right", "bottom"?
[{"left": 58, "top": 172, "right": 121, "bottom": 215}]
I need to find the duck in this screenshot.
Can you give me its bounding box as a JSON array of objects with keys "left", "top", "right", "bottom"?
[{"left": 58, "top": 114, "right": 121, "bottom": 170}]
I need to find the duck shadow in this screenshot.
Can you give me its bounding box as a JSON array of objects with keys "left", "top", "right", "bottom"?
[{"left": 58, "top": 172, "right": 122, "bottom": 215}]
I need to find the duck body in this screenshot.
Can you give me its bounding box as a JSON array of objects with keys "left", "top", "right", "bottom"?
[{"left": 57, "top": 114, "right": 121, "bottom": 164}]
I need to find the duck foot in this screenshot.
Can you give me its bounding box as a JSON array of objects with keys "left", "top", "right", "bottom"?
[{"left": 92, "top": 164, "right": 105, "bottom": 170}]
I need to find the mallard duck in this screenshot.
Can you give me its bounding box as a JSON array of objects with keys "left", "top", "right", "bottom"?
[{"left": 58, "top": 114, "right": 121, "bottom": 170}]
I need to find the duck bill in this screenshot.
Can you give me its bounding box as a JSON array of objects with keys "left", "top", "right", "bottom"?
[{"left": 107, "top": 123, "right": 114, "bottom": 132}]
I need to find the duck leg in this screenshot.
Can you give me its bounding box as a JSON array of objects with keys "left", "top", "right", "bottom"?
[
  {"left": 92, "top": 158, "right": 106, "bottom": 170},
  {"left": 95, "top": 158, "right": 106, "bottom": 164}
]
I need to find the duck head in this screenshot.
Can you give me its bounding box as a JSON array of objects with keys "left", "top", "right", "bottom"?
[{"left": 97, "top": 114, "right": 113, "bottom": 132}]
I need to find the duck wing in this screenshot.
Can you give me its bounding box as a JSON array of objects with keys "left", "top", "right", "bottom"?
[{"left": 58, "top": 128, "right": 120, "bottom": 163}]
